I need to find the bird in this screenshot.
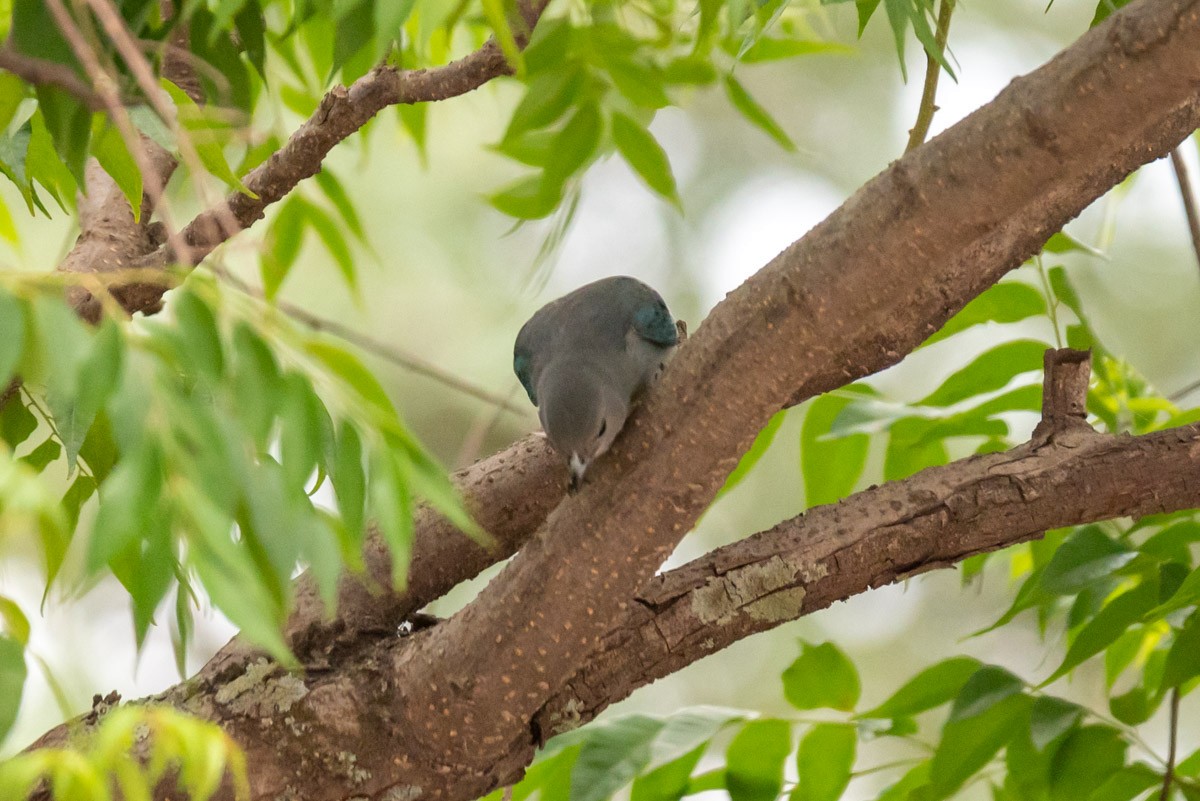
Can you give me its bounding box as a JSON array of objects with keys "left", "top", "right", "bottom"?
[{"left": 513, "top": 276, "right": 680, "bottom": 492}]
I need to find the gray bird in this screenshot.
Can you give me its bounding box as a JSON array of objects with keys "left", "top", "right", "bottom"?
[{"left": 514, "top": 276, "right": 680, "bottom": 492}]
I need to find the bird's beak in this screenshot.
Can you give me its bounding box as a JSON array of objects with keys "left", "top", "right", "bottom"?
[{"left": 568, "top": 453, "right": 587, "bottom": 494}]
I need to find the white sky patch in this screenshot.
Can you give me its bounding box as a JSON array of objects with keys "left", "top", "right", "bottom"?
[
  {"left": 896, "top": 19, "right": 1065, "bottom": 144},
  {"left": 694, "top": 172, "right": 844, "bottom": 309},
  {"left": 547, "top": 156, "right": 673, "bottom": 295}
]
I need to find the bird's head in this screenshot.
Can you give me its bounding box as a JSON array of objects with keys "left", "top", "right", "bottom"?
[{"left": 537, "top": 366, "right": 628, "bottom": 492}]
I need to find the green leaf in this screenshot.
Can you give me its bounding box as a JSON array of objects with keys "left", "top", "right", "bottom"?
[
  {"left": 571, "top": 715, "right": 664, "bottom": 801},
  {"left": 1091, "top": 0, "right": 1133, "bottom": 26},
  {"left": 721, "top": 409, "right": 786, "bottom": 497},
  {"left": 883, "top": 416, "right": 948, "bottom": 481},
  {"left": 490, "top": 174, "right": 563, "bottom": 220},
  {"left": 663, "top": 57, "right": 717, "bottom": 85},
  {"left": 874, "top": 761, "right": 930, "bottom": 801},
  {"left": 263, "top": 195, "right": 306, "bottom": 299},
  {"left": 919, "top": 340, "right": 1048, "bottom": 407},
  {"left": 1087, "top": 764, "right": 1163, "bottom": 801},
  {"left": 802, "top": 391, "right": 870, "bottom": 507},
  {"left": 1038, "top": 526, "right": 1135, "bottom": 596},
  {"left": 91, "top": 117, "right": 143, "bottom": 222},
  {"left": 374, "top": 0, "right": 416, "bottom": 60},
  {"left": 302, "top": 199, "right": 358, "bottom": 294},
  {"left": 924, "top": 282, "right": 1047, "bottom": 346},
  {"left": 19, "top": 438, "right": 60, "bottom": 472},
  {"left": 187, "top": 7, "right": 252, "bottom": 109},
  {"left": 173, "top": 287, "right": 224, "bottom": 380},
  {"left": 0, "top": 290, "right": 24, "bottom": 388},
  {"left": 180, "top": 484, "right": 294, "bottom": 666},
  {"left": 603, "top": 57, "right": 670, "bottom": 109},
  {"left": 1109, "top": 685, "right": 1155, "bottom": 725},
  {"left": 1028, "top": 696, "right": 1082, "bottom": 750},
  {"left": 35, "top": 88, "right": 90, "bottom": 186},
  {"left": 1043, "top": 230, "right": 1105, "bottom": 257},
  {"left": 881, "top": 0, "right": 910, "bottom": 79},
  {"left": 234, "top": 1, "right": 267, "bottom": 76},
  {"left": 1162, "top": 607, "right": 1200, "bottom": 689},
  {"left": 52, "top": 317, "right": 123, "bottom": 471},
  {"left": 87, "top": 447, "right": 160, "bottom": 573},
  {"left": 11, "top": 0, "right": 74, "bottom": 65},
  {"left": 792, "top": 723, "right": 854, "bottom": 801},
  {"left": 331, "top": 422, "right": 366, "bottom": 558},
  {"left": 369, "top": 450, "right": 414, "bottom": 588},
  {"left": 398, "top": 102, "right": 428, "bottom": 162},
  {"left": 905, "top": 0, "right": 954, "bottom": 80},
  {"left": 611, "top": 112, "right": 679, "bottom": 206},
  {"left": 504, "top": 68, "right": 585, "bottom": 141},
  {"left": 930, "top": 694, "right": 1030, "bottom": 795},
  {"left": 26, "top": 109, "right": 77, "bottom": 210},
  {"left": 231, "top": 323, "right": 282, "bottom": 447},
  {"left": 332, "top": 0, "right": 374, "bottom": 78},
  {"left": 305, "top": 340, "right": 397, "bottom": 422},
  {"left": 735, "top": 38, "right": 854, "bottom": 63},
  {"left": 0, "top": 635, "right": 26, "bottom": 744},
  {"left": 481, "top": 0, "right": 524, "bottom": 76},
  {"left": 0, "top": 400, "right": 33, "bottom": 450},
  {"left": 0, "top": 597, "right": 29, "bottom": 645},
  {"left": 726, "top": 719, "right": 792, "bottom": 801},
  {"left": 315, "top": 170, "right": 368, "bottom": 244},
  {"left": 723, "top": 75, "right": 795, "bottom": 151},
  {"left": 0, "top": 74, "right": 25, "bottom": 137},
  {"left": 782, "top": 641, "right": 860, "bottom": 711},
  {"left": 1048, "top": 726, "right": 1126, "bottom": 800},
  {"left": 859, "top": 657, "right": 982, "bottom": 719},
  {"left": 646, "top": 708, "right": 744, "bottom": 770},
  {"left": 631, "top": 745, "right": 706, "bottom": 801},
  {"left": 544, "top": 103, "right": 602, "bottom": 188},
  {"left": 948, "top": 665, "right": 1023, "bottom": 723},
  {"left": 162, "top": 81, "right": 255, "bottom": 195},
  {"left": 1042, "top": 579, "right": 1157, "bottom": 684}
]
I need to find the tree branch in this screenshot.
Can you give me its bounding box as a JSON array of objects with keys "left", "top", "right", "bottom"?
[
  {"left": 0, "top": 48, "right": 104, "bottom": 109},
  {"left": 21, "top": 3, "right": 1200, "bottom": 801},
  {"left": 74, "top": 0, "right": 552, "bottom": 318},
  {"left": 1170, "top": 146, "right": 1200, "bottom": 271}
]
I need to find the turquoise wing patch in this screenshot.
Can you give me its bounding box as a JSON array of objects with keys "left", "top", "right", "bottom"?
[
  {"left": 513, "top": 351, "right": 537, "bottom": 405},
  {"left": 632, "top": 301, "right": 679, "bottom": 347}
]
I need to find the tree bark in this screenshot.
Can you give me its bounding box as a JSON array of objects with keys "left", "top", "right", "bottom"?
[{"left": 21, "top": 1, "right": 1200, "bottom": 800}]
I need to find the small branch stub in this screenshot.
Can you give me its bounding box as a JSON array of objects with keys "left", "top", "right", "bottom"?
[{"left": 1033, "top": 348, "right": 1092, "bottom": 441}]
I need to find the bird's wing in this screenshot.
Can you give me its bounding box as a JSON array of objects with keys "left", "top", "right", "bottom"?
[
  {"left": 630, "top": 298, "right": 679, "bottom": 347},
  {"left": 513, "top": 350, "right": 537, "bottom": 405}
]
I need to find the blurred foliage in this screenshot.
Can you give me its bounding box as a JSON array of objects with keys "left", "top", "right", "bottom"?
[
  {"left": 0, "top": 0, "right": 1197, "bottom": 798},
  {"left": 0, "top": 705, "right": 248, "bottom": 801}
]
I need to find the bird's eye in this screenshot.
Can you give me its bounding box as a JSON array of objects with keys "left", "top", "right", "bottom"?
[{"left": 597, "top": 420, "right": 607, "bottom": 438}]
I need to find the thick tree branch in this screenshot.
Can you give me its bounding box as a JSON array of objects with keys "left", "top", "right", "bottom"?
[
  {"left": 535, "top": 354, "right": 1200, "bottom": 737},
  {"left": 22, "top": 3, "right": 1200, "bottom": 801},
  {"left": 387, "top": 0, "right": 1200, "bottom": 788}
]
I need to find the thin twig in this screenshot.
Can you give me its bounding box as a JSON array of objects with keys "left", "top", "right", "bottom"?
[
  {"left": 1170, "top": 147, "right": 1200, "bottom": 273},
  {"left": 1160, "top": 687, "right": 1181, "bottom": 801},
  {"left": 210, "top": 266, "right": 529, "bottom": 416},
  {"left": 81, "top": 0, "right": 242, "bottom": 252},
  {"left": 43, "top": 0, "right": 187, "bottom": 261},
  {"left": 1168, "top": 145, "right": 1200, "bottom": 403},
  {"left": 905, "top": 0, "right": 956, "bottom": 154},
  {"left": 0, "top": 47, "right": 105, "bottom": 109}
]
